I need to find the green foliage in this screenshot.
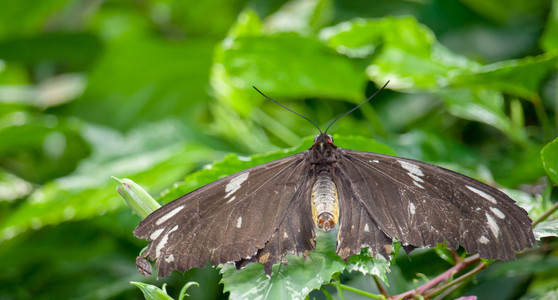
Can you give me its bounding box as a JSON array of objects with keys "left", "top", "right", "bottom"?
[
  {"left": 221, "top": 231, "right": 347, "bottom": 300},
  {"left": 542, "top": 137, "right": 558, "bottom": 185},
  {"left": 131, "top": 281, "right": 199, "bottom": 300},
  {"left": 1, "top": 0, "right": 557, "bottom": 299}
]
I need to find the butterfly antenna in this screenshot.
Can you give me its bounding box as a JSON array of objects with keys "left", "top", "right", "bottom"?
[
  {"left": 324, "top": 80, "right": 390, "bottom": 134},
  {"left": 252, "top": 86, "right": 323, "bottom": 134}
]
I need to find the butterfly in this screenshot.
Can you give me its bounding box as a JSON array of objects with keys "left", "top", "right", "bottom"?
[{"left": 134, "top": 82, "right": 535, "bottom": 276}]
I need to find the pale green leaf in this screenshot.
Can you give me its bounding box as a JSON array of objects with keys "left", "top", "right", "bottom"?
[{"left": 131, "top": 282, "right": 174, "bottom": 300}]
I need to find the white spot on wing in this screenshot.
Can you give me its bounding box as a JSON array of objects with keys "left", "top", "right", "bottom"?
[
  {"left": 283, "top": 232, "right": 288, "bottom": 238},
  {"left": 236, "top": 216, "right": 242, "bottom": 228},
  {"left": 155, "top": 225, "right": 178, "bottom": 257},
  {"left": 409, "top": 202, "right": 416, "bottom": 215},
  {"left": 226, "top": 196, "right": 236, "bottom": 204},
  {"left": 466, "top": 185, "right": 497, "bottom": 204},
  {"left": 413, "top": 181, "right": 425, "bottom": 189},
  {"left": 364, "top": 223, "right": 370, "bottom": 232},
  {"left": 399, "top": 160, "right": 427, "bottom": 189},
  {"left": 225, "top": 173, "right": 249, "bottom": 198},
  {"left": 165, "top": 254, "right": 175, "bottom": 262},
  {"left": 150, "top": 228, "right": 164, "bottom": 240},
  {"left": 399, "top": 160, "right": 424, "bottom": 177},
  {"left": 490, "top": 207, "right": 505, "bottom": 219},
  {"left": 479, "top": 236, "right": 489, "bottom": 244},
  {"left": 156, "top": 205, "right": 184, "bottom": 225},
  {"left": 408, "top": 173, "right": 424, "bottom": 183},
  {"left": 485, "top": 213, "right": 499, "bottom": 238}
]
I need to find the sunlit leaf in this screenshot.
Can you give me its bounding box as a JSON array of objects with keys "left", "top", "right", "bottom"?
[
  {"left": 346, "top": 248, "right": 391, "bottom": 284},
  {"left": 220, "top": 231, "right": 345, "bottom": 300},
  {"left": 264, "top": 0, "right": 333, "bottom": 34},
  {"left": 131, "top": 282, "right": 174, "bottom": 300},
  {"left": 534, "top": 220, "right": 558, "bottom": 240}
]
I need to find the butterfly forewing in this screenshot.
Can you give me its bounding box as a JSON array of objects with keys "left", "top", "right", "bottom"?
[
  {"left": 134, "top": 152, "right": 316, "bottom": 276},
  {"left": 334, "top": 149, "right": 535, "bottom": 260}
]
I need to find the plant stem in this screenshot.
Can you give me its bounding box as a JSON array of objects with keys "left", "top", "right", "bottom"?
[
  {"left": 392, "top": 255, "right": 481, "bottom": 299},
  {"left": 321, "top": 286, "right": 334, "bottom": 300},
  {"left": 373, "top": 275, "right": 390, "bottom": 298},
  {"left": 334, "top": 273, "right": 344, "bottom": 300},
  {"left": 531, "top": 94, "right": 553, "bottom": 141},
  {"left": 533, "top": 202, "right": 558, "bottom": 227},
  {"left": 337, "top": 283, "right": 386, "bottom": 299},
  {"left": 422, "top": 261, "right": 487, "bottom": 299}
]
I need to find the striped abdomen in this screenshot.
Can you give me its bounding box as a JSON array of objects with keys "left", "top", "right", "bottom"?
[{"left": 311, "top": 174, "right": 339, "bottom": 231}]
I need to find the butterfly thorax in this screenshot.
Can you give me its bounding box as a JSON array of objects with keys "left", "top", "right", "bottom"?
[{"left": 309, "top": 134, "right": 340, "bottom": 231}]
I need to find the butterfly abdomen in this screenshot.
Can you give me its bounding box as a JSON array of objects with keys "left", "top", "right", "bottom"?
[{"left": 311, "top": 173, "right": 339, "bottom": 231}]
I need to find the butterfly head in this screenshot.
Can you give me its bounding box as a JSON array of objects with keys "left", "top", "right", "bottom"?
[
  {"left": 313, "top": 133, "right": 333, "bottom": 145},
  {"left": 310, "top": 133, "right": 337, "bottom": 164}
]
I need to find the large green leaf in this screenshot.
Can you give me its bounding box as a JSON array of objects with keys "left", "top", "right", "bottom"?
[
  {"left": 210, "top": 10, "right": 367, "bottom": 152},
  {"left": 220, "top": 231, "right": 346, "bottom": 300},
  {"left": 320, "top": 16, "right": 478, "bottom": 90}
]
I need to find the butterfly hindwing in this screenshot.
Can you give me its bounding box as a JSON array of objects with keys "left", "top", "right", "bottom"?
[
  {"left": 334, "top": 173, "right": 393, "bottom": 260},
  {"left": 334, "top": 149, "right": 535, "bottom": 260},
  {"left": 134, "top": 152, "right": 316, "bottom": 276}
]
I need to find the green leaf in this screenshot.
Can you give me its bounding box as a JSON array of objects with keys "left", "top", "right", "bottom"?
[
  {"left": 346, "top": 248, "right": 391, "bottom": 284},
  {"left": 0, "top": 168, "right": 32, "bottom": 202},
  {"left": 320, "top": 16, "right": 478, "bottom": 90},
  {"left": 220, "top": 231, "right": 346, "bottom": 300},
  {"left": 212, "top": 11, "right": 365, "bottom": 116},
  {"left": 0, "top": 113, "right": 91, "bottom": 183},
  {"left": 178, "top": 282, "right": 200, "bottom": 300},
  {"left": 62, "top": 37, "right": 217, "bottom": 130},
  {"left": 460, "top": 0, "right": 545, "bottom": 23},
  {"left": 434, "top": 245, "right": 456, "bottom": 265},
  {"left": 449, "top": 53, "right": 558, "bottom": 99},
  {"left": 0, "top": 33, "right": 102, "bottom": 70},
  {"left": 0, "top": 121, "right": 217, "bottom": 241},
  {"left": 438, "top": 89, "right": 527, "bottom": 145},
  {"left": 533, "top": 220, "right": 558, "bottom": 240},
  {"left": 541, "top": 0, "right": 558, "bottom": 52},
  {"left": 131, "top": 282, "right": 174, "bottom": 300},
  {"left": 265, "top": 0, "right": 334, "bottom": 34},
  {"left": 541, "top": 137, "right": 558, "bottom": 184}
]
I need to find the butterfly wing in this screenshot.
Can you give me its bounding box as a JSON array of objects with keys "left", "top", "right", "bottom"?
[
  {"left": 134, "top": 152, "right": 316, "bottom": 276},
  {"left": 333, "top": 149, "right": 535, "bottom": 261}
]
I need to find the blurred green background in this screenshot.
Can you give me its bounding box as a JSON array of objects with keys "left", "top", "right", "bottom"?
[{"left": 1, "top": 0, "right": 557, "bottom": 299}]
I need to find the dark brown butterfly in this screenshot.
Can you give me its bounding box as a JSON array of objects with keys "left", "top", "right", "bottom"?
[{"left": 134, "top": 83, "right": 535, "bottom": 276}]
